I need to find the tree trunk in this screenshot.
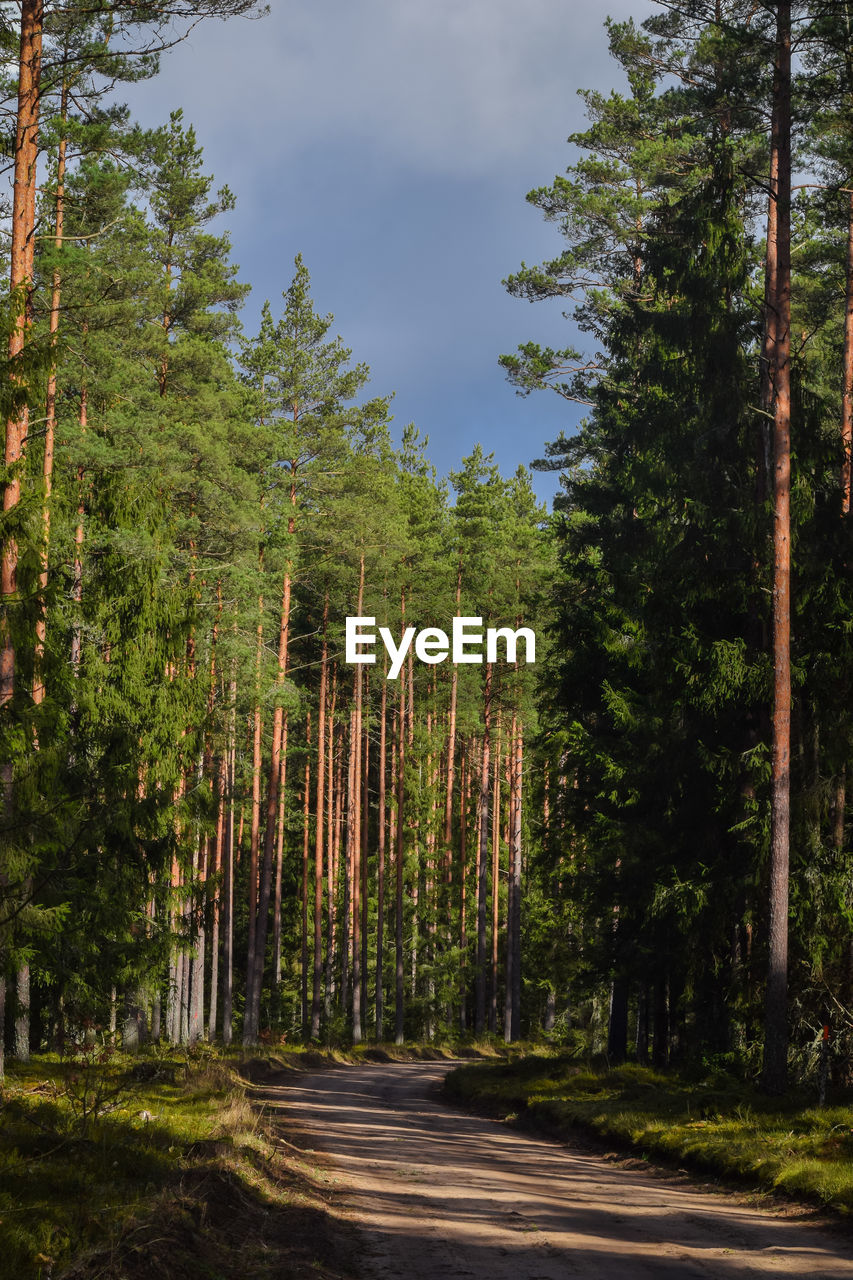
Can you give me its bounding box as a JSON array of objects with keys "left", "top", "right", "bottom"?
[
  {"left": 376, "top": 669, "right": 387, "bottom": 1039},
  {"left": 327, "top": 714, "right": 342, "bottom": 1019},
  {"left": 489, "top": 714, "right": 501, "bottom": 1034},
  {"left": 352, "top": 558, "right": 365, "bottom": 1043},
  {"left": 33, "top": 74, "right": 68, "bottom": 707},
  {"left": 188, "top": 834, "right": 206, "bottom": 1045},
  {"left": 246, "top": 559, "right": 291, "bottom": 1043},
  {"left": 505, "top": 716, "right": 522, "bottom": 1042},
  {"left": 842, "top": 189, "right": 853, "bottom": 516},
  {"left": 607, "top": 977, "right": 629, "bottom": 1064},
  {"left": 301, "top": 714, "right": 311, "bottom": 1034},
  {"left": 221, "top": 675, "right": 236, "bottom": 1046},
  {"left": 459, "top": 744, "right": 469, "bottom": 1033},
  {"left": 325, "top": 669, "right": 338, "bottom": 1020},
  {"left": 310, "top": 600, "right": 328, "bottom": 1040},
  {"left": 246, "top": 599, "right": 263, "bottom": 1025},
  {"left": 395, "top": 601, "right": 407, "bottom": 1045},
  {"left": 272, "top": 746, "right": 287, "bottom": 974},
  {"left": 1, "top": 0, "right": 43, "bottom": 729},
  {"left": 361, "top": 688, "right": 370, "bottom": 1036},
  {"left": 14, "top": 965, "right": 29, "bottom": 1061},
  {"left": 207, "top": 769, "right": 225, "bottom": 1041},
  {"left": 475, "top": 668, "right": 492, "bottom": 1036},
  {"left": 762, "top": 0, "right": 792, "bottom": 1097}
]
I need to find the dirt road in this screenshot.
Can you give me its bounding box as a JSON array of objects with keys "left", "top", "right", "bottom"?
[{"left": 263, "top": 1061, "right": 853, "bottom": 1279}]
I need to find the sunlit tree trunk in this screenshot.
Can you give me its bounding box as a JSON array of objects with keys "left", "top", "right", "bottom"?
[
  {"left": 221, "top": 668, "right": 237, "bottom": 1045},
  {"left": 300, "top": 713, "right": 311, "bottom": 1033},
  {"left": 459, "top": 743, "right": 469, "bottom": 1033},
  {"left": 352, "top": 557, "right": 365, "bottom": 1043},
  {"left": 475, "top": 668, "right": 492, "bottom": 1035},
  {"left": 489, "top": 711, "right": 501, "bottom": 1033},
  {"left": 1, "top": 0, "right": 43, "bottom": 728},
  {"left": 310, "top": 599, "right": 328, "bottom": 1039},
  {"left": 395, "top": 592, "right": 407, "bottom": 1044},
  {"left": 376, "top": 668, "right": 387, "bottom": 1039},
  {"left": 246, "top": 541, "right": 292, "bottom": 1041}
]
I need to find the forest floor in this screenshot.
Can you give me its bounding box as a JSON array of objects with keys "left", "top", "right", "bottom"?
[
  {"left": 269, "top": 1058, "right": 853, "bottom": 1279},
  {"left": 0, "top": 1042, "right": 481, "bottom": 1280},
  {"left": 7, "top": 1046, "right": 853, "bottom": 1279},
  {"left": 444, "top": 1054, "right": 853, "bottom": 1214}
]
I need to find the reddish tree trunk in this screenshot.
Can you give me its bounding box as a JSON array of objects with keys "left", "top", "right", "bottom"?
[
  {"left": 475, "top": 668, "right": 492, "bottom": 1036},
  {"left": 489, "top": 714, "right": 501, "bottom": 1033},
  {"left": 762, "top": 0, "right": 792, "bottom": 1097},
  {"left": 1, "top": 0, "right": 43, "bottom": 733},
  {"left": 394, "top": 593, "right": 407, "bottom": 1044},
  {"left": 300, "top": 714, "right": 311, "bottom": 1033},
  {"left": 310, "top": 600, "right": 328, "bottom": 1039},
  {"left": 33, "top": 76, "right": 68, "bottom": 707},
  {"left": 459, "top": 744, "right": 469, "bottom": 1033},
  {"left": 376, "top": 667, "right": 387, "bottom": 1038},
  {"left": 351, "top": 558, "right": 365, "bottom": 1042}
]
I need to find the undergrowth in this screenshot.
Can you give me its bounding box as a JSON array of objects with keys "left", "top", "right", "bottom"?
[{"left": 0, "top": 1042, "right": 352, "bottom": 1280}]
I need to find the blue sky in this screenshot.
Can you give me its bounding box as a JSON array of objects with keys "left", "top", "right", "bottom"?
[{"left": 123, "top": 0, "right": 655, "bottom": 509}]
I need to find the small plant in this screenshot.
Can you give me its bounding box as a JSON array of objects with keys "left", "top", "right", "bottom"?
[{"left": 56, "top": 1040, "right": 131, "bottom": 1138}]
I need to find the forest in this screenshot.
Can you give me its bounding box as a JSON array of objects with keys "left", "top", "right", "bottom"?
[{"left": 1, "top": 0, "right": 852, "bottom": 1114}]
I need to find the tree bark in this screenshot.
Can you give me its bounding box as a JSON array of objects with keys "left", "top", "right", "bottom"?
[
  {"left": 301, "top": 713, "right": 311, "bottom": 1033},
  {"left": 842, "top": 190, "right": 853, "bottom": 515},
  {"left": 505, "top": 715, "right": 522, "bottom": 1042},
  {"left": 395, "top": 596, "right": 407, "bottom": 1045},
  {"left": 33, "top": 73, "right": 68, "bottom": 707},
  {"left": 1, "top": 0, "right": 43, "bottom": 724},
  {"left": 221, "top": 673, "right": 237, "bottom": 1046},
  {"left": 376, "top": 668, "right": 387, "bottom": 1039},
  {"left": 352, "top": 557, "right": 365, "bottom": 1043},
  {"left": 459, "top": 744, "right": 469, "bottom": 1033},
  {"left": 310, "top": 600, "right": 328, "bottom": 1040},
  {"left": 762, "top": 0, "right": 792, "bottom": 1097},
  {"left": 246, "top": 558, "right": 291, "bottom": 1042},
  {"left": 246, "top": 595, "right": 263, "bottom": 1022},
  {"left": 475, "top": 667, "right": 492, "bottom": 1036},
  {"left": 207, "top": 766, "right": 225, "bottom": 1041},
  {"left": 489, "top": 713, "right": 501, "bottom": 1034}
]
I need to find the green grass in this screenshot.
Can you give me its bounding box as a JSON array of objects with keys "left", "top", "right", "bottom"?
[
  {"left": 0, "top": 1036, "right": 504, "bottom": 1280},
  {"left": 0, "top": 1041, "right": 362, "bottom": 1280},
  {"left": 444, "top": 1054, "right": 853, "bottom": 1213}
]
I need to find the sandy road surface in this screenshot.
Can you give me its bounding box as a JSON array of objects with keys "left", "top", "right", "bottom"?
[{"left": 261, "top": 1061, "right": 853, "bottom": 1280}]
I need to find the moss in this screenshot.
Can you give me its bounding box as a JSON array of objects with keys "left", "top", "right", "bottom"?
[{"left": 445, "top": 1053, "right": 853, "bottom": 1213}]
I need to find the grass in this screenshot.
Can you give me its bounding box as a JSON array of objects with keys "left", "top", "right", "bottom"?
[
  {"left": 0, "top": 1041, "right": 358, "bottom": 1280},
  {"left": 444, "top": 1053, "right": 853, "bottom": 1214},
  {"left": 0, "top": 1035, "right": 507, "bottom": 1279}
]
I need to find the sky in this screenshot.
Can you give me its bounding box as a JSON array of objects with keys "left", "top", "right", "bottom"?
[{"left": 122, "top": 0, "right": 656, "bottom": 510}]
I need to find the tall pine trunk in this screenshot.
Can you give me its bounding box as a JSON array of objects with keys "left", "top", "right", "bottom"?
[
  {"left": 352, "top": 557, "right": 365, "bottom": 1043},
  {"left": 762, "top": 0, "right": 792, "bottom": 1097},
  {"left": 1, "top": 0, "right": 43, "bottom": 729},
  {"left": 376, "top": 669, "right": 387, "bottom": 1039},
  {"left": 489, "top": 713, "right": 501, "bottom": 1033},
  {"left": 475, "top": 668, "right": 492, "bottom": 1035},
  {"left": 842, "top": 189, "right": 853, "bottom": 516},
  {"left": 300, "top": 714, "right": 311, "bottom": 1033},
  {"left": 33, "top": 74, "right": 68, "bottom": 709},
  {"left": 310, "top": 600, "right": 328, "bottom": 1039},
  {"left": 246, "top": 535, "right": 293, "bottom": 1040},
  {"left": 459, "top": 744, "right": 469, "bottom": 1033},
  {"left": 221, "top": 671, "right": 237, "bottom": 1045},
  {"left": 394, "top": 596, "right": 407, "bottom": 1045}
]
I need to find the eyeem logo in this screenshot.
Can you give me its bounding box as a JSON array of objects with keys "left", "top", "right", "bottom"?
[{"left": 345, "top": 616, "right": 536, "bottom": 681}]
